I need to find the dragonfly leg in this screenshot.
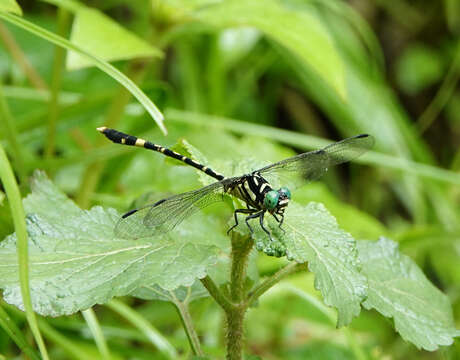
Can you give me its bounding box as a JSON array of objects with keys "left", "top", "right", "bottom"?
[
  {"left": 259, "top": 212, "right": 274, "bottom": 241},
  {"left": 227, "top": 208, "right": 256, "bottom": 235},
  {"left": 244, "top": 210, "right": 264, "bottom": 234},
  {"left": 278, "top": 214, "right": 286, "bottom": 234},
  {"left": 272, "top": 214, "right": 286, "bottom": 234}
]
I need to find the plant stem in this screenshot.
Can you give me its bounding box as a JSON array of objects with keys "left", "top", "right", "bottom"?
[
  {"left": 225, "top": 233, "right": 253, "bottom": 360},
  {"left": 173, "top": 299, "right": 203, "bottom": 356},
  {"left": 45, "top": 8, "right": 70, "bottom": 159},
  {"left": 246, "top": 262, "right": 307, "bottom": 307},
  {"left": 200, "top": 275, "right": 232, "bottom": 312},
  {"left": 230, "top": 234, "right": 253, "bottom": 303},
  {"left": 226, "top": 305, "right": 245, "bottom": 360}
]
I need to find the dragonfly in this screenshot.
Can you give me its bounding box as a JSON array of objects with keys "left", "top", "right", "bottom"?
[{"left": 97, "top": 127, "right": 374, "bottom": 241}]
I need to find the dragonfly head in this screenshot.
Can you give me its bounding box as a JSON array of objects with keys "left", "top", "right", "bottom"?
[{"left": 264, "top": 187, "right": 291, "bottom": 214}]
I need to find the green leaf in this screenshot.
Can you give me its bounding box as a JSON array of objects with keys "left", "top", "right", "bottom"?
[
  {"left": 294, "top": 183, "right": 386, "bottom": 240},
  {"left": 133, "top": 282, "right": 209, "bottom": 303},
  {"left": 0, "top": 172, "right": 226, "bottom": 316},
  {"left": 0, "top": 0, "right": 22, "bottom": 15},
  {"left": 249, "top": 202, "right": 367, "bottom": 327},
  {"left": 194, "top": 0, "right": 346, "bottom": 99},
  {"left": 357, "top": 237, "right": 460, "bottom": 351},
  {"left": 67, "top": 7, "right": 162, "bottom": 70}
]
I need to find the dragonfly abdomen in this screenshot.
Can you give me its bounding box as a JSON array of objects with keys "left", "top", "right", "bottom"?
[{"left": 97, "top": 127, "right": 225, "bottom": 181}]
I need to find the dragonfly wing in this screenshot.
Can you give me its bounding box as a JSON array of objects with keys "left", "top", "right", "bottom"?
[
  {"left": 115, "top": 180, "right": 231, "bottom": 239},
  {"left": 256, "top": 134, "right": 374, "bottom": 190}
]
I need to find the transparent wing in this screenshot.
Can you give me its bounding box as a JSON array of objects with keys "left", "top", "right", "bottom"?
[
  {"left": 256, "top": 134, "right": 375, "bottom": 190},
  {"left": 115, "top": 178, "right": 235, "bottom": 239}
]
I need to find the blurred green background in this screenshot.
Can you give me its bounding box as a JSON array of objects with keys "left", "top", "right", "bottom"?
[{"left": 0, "top": 0, "right": 459, "bottom": 359}]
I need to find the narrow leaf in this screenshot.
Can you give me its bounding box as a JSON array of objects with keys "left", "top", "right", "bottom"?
[
  {"left": 195, "top": 0, "right": 346, "bottom": 98},
  {"left": 358, "top": 237, "right": 460, "bottom": 351},
  {"left": 67, "top": 7, "right": 162, "bottom": 70},
  {"left": 0, "top": 148, "right": 49, "bottom": 359},
  {"left": 0, "top": 0, "right": 22, "bottom": 15},
  {"left": 106, "top": 299, "right": 177, "bottom": 359},
  {"left": 0, "top": 12, "right": 166, "bottom": 134}
]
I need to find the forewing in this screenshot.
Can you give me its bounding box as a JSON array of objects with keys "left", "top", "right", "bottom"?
[
  {"left": 256, "top": 134, "right": 374, "bottom": 189},
  {"left": 115, "top": 180, "right": 230, "bottom": 239}
]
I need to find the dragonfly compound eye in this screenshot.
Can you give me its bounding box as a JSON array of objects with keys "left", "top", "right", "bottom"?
[
  {"left": 264, "top": 190, "right": 279, "bottom": 210},
  {"left": 278, "top": 187, "right": 291, "bottom": 199}
]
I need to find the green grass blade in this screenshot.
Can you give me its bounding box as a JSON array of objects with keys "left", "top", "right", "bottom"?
[
  {"left": 0, "top": 84, "right": 27, "bottom": 182},
  {"left": 165, "top": 109, "right": 460, "bottom": 186},
  {"left": 82, "top": 308, "right": 111, "bottom": 360},
  {"left": 106, "top": 300, "right": 177, "bottom": 359},
  {"left": 0, "top": 12, "right": 166, "bottom": 134},
  {"left": 45, "top": 7, "right": 70, "bottom": 159},
  {"left": 0, "top": 145, "right": 49, "bottom": 360},
  {"left": 38, "top": 318, "right": 103, "bottom": 360},
  {"left": 0, "top": 304, "right": 41, "bottom": 360}
]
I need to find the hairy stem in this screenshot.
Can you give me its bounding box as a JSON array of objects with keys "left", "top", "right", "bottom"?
[
  {"left": 200, "top": 276, "right": 232, "bottom": 312},
  {"left": 226, "top": 305, "right": 245, "bottom": 360},
  {"left": 226, "top": 233, "right": 253, "bottom": 360},
  {"left": 230, "top": 234, "right": 253, "bottom": 303}
]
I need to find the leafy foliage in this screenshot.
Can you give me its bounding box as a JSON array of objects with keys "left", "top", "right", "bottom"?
[
  {"left": 1, "top": 0, "right": 459, "bottom": 358},
  {"left": 67, "top": 7, "right": 162, "bottom": 69},
  {"left": 0, "top": 172, "right": 226, "bottom": 316},
  {"left": 249, "top": 202, "right": 367, "bottom": 327},
  {"left": 0, "top": 0, "right": 22, "bottom": 15},
  {"left": 193, "top": 0, "right": 346, "bottom": 98},
  {"left": 358, "top": 237, "right": 460, "bottom": 351}
]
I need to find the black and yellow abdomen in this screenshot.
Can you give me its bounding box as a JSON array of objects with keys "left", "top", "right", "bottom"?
[{"left": 97, "top": 127, "right": 225, "bottom": 181}]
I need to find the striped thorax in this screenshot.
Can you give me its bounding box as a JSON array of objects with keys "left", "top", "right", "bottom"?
[{"left": 225, "top": 173, "right": 291, "bottom": 215}]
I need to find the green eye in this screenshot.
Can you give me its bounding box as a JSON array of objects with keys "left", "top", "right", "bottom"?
[
  {"left": 279, "top": 187, "right": 291, "bottom": 199},
  {"left": 264, "top": 190, "right": 279, "bottom": 210}
]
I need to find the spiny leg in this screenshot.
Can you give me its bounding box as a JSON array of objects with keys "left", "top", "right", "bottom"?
[
  {"left": 259, "top": 212, "right": 274, "bottom": 241},
  {"left": 227, "top": 208, "right": 256, "bottom": 234},
  {"left": 244, "top": 210, "right": 264, "bottom": 234},
  {"left": 272, "top": 214, "right": 286, "bottom": 234}
]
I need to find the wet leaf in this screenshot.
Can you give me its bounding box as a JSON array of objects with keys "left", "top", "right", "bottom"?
[
  {"left": 0, "top": 172, "right": 226, "bottom": 316},
  {"left": 358, "top": 237, "right": 460, "bottom": 350}
]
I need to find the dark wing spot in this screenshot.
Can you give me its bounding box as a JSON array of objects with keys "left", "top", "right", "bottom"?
[{"left": 122, "top": 209, "right": 138, "bottom": 218}]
